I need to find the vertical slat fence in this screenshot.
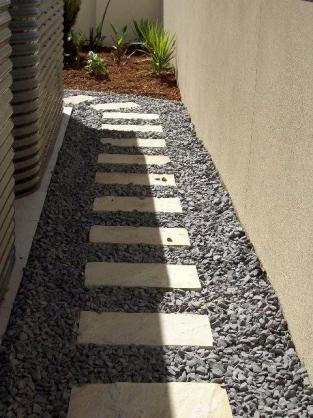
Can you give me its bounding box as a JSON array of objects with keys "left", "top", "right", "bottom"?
[
  {"left": 10, "top": 0, "right": 63, "bottom": 195},
  {"left": 0, "top": 0, "right": 15, "bottom": 298}
]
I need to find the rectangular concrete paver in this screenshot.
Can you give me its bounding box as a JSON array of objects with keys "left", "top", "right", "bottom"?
[
  {"left": 85, "top": 263, "right": 201, "bottom": 289},
  {"left": 78, "top": 312, "right": 213, "bottom": 346},
  {"left": 89, "top": 226, "right": 191, "bottom": 246},
  {"left": 102, "top": 112, "right": 159, "bottom": 120},
  {"left": 63, "top": 95, "right": 96, "bottom": 105},
  {"left": 100, "top": 138, "right": 166, "bottom": 148},
  {"left": 95, "top": 172, "right": 176, "bottom": 186},
  {"left": 68, "top": 383, "right": 232, "bottom": 418},
  {"left": 93, "top": 197, "right": 182, "bottom": 213},
  {"left": 91, "top": 102, "right": 140, "bottom": 111},
  {"left": 98, "top": 154, "right": 170, "bottom": 165},
  {"left": 101, "top": 124, "right": 163, "bottom": 133}
]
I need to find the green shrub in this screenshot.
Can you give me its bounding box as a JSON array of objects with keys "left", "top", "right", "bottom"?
[
  {"left": 89, "top": 21, "right": 106, "bottom": 51},
  {"left": 133, "top": 19, "right": 150, "bottom": 47},
  {"left": 147, "top": 28, "right": 175, "bottom": 74},
  {"left": 69, "top": 28, "right": 86, "bottom": 51},
  {"left": 64, "top": 0, "right": 81, "bottom": 45},
  {"left": 110, "top": 22, "right": 128, "bottom": 65},
  {"left": 64, "top": 0, "right": 81, "bottom": 36},
  {"left": 89, "top": 0, "right": 112, "bottom": 51},
  {"left": 133, "top": 20, "right": 175, "bottom": 74},
  {"left": 133, "top": 19, "right": 162, "bottom": 52},
  {"left": 64, "top": 0, "right": 82, "bottom": 61},
  {"left": 85, "top": 52, "right": 108, "bottom": 77}
]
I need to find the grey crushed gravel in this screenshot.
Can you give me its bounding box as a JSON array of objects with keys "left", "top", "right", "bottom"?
[{"left": 0, "top": 90, "right": 312, "bottom": 417}]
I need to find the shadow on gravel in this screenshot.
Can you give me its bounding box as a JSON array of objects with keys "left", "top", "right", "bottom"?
[{"left": 0, "top": 110, "right": 182, "bottom": 417}]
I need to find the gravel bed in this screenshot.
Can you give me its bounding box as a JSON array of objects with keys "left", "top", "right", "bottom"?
[{"left": 0, "top": 90, "right": 312, "bottom": 417}]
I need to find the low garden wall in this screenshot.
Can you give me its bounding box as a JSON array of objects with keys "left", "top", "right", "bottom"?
[
  {"left": 164, "top": 0, "right": 313, "bottom": 377},
  {"left": 75, "top": 0, "right": 162, "bottom": 42},
  {"left": 0, "top": 0, "right": 15, "bottom": 298}
]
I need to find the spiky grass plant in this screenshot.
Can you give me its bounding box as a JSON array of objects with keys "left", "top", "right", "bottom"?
[
  {"left": 133, "top": 20, "right": 175, "bottom": 74},
  {"left": 146, "top": 25, "right": 175, "bottom": 74}
]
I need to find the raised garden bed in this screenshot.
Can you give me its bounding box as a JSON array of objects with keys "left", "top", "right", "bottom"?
[{"left": 64, "top": 51, "right": 181, "bottom": 101}]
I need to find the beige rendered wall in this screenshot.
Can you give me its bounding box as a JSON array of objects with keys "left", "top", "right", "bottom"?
[
  {"left": 164, "top": 0, "right": 313, "bottom": 379},
  {"left": 76, "top": 0, "right": 162, "bottom": 42}
]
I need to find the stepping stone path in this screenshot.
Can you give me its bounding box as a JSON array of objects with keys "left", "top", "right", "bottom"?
[
  {"left": 101, "top": 124, "right": 163, "bottom": 133},
  {"left": 98, "top": 153, "right": 170, "bottom": 165},
  {"left": 68, "top": 383, "right": 232, "bottom": 418},
  {"left": 93, "top": 196, "right": 183, "bottom": 213},
  {"left": 64, "top": 95, "right": 96, "bottom": 105},
  {"left": 78, "top": 312, "right": 213, "bottom": 346},
  {"left": 85, "top": 262, "right": 201, "bottom": 289},
  {"left": 96, "top": 172, "right": 176, "bottom": 186},
  {"left": 102, "top": 112, "right": 159, "bottom": 120},
  {"left": 69, "top": 101, "right": 233, "bottom": 417},
  {"left": 90, "top": 226, "right": 191, "bottom": 246},
  {"left": 101, "top": 137, "right": 166, "bottom": 148},
  {"left": 92, "top": 102, "right": 140, "bottom": 111}
]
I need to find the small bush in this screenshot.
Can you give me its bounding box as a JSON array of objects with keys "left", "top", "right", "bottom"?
[
  {"left": 133, "top": 20, "right": 175, "bottom": 74},
  {"left": 85, "top": 52, "right": 108, "bottom": 77},
  {"left": 64, "top": 0, "right": 82, "bottom": 61},
  {"left": 64, "top": 0, "right": 81, "bottom": 39},
  {"left": 88, "top": 0, "right": 112, "bottom": 51},
  {"left": 110, "top": 22, "right": 129, "bottom": 65},
  {"left": 133, "top": 19, "right": 162, "bottom": 52},
  {"left": 133, "top": 19, "right": 150, "bottom": 48},
  {"left": 89, "top": 21, "right": 106, "bottom": 51},
  {"left": 148, "top": 30, "right": 175, "bottom": 74},
  {"left": 70, "top": 28, "right": 86, "bottom": 52}
]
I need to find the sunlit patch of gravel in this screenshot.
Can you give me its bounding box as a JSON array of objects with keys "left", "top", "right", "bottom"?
[{"left": 0, "top": 90, "right": 312, "bottom": 417}]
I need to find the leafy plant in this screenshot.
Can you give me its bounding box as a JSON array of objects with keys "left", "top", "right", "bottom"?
[
  {"left": 70, "top": 28, "right": 86, "bottom": 51},
  {"left": 110, "top": 22, "right": 128, "bottom": 65},
  {"left": 89, "top": 0, "right": 112, "bottom": 51},
  {"left": 133, "top": 20, "right": 175, "bottom": 73},
  {"left": 148, "top": 28, "right": 175, "bottom": 74},
  {"left": 64, "top": 0, "right": 82, "bottom": 58},
  {"left": 85, "top": 52, "right": 108, "bottom": 77},
  {"left": 133, "top": 19, "right": 150, "bottom": 46},
  {"left": 133, "top": 19, "right": 161, "bottom": 52},
  {"left": 64, "top": 0, "right": 81, "bottom": 38},
  {"left": 133, "top": 21, "right": 175, "bottom": 74},
  {"left": 89, "top": 22, "right": 106, "bottom": 51}
]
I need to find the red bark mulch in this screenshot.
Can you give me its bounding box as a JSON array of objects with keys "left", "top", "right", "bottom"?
[{"left": 64, "top": 51, "right": 181, "bottom": 101}]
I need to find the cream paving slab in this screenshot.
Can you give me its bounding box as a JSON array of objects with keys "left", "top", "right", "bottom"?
[
  {"left": 89, "top": 226, "right": 191, "bottom": 246},
  {"left": 78, "top": 312, "right": 213, "bottom": 346},
  {"left": 93, "top": 196, "right": 183, "bottom": 213},
  {"left": 68, "top": 383, "right": 232, "bottom": 418},
  {"left": 100, "top": 138, "right": 166, "bottom": 148},
  {"left": 91, "top": 102, "right": 140, "bottom": 111},
  {"left": 102, "top": 112, "right": 159, "bottom": 120},
  {"left": 98, "top": 154, "right": 170, "bottom": 165},
  {"left": 101, "top": 124, "right": 163, "bottom": 133},
  {"left": 63, "top": 95, "right": 96, "bottom": 105},
  {"left": 95, "top": 172, "right": 176, "bottom": 186},
  {"left": 85, "top": 262, "right": 201, "bottom": 289}
]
